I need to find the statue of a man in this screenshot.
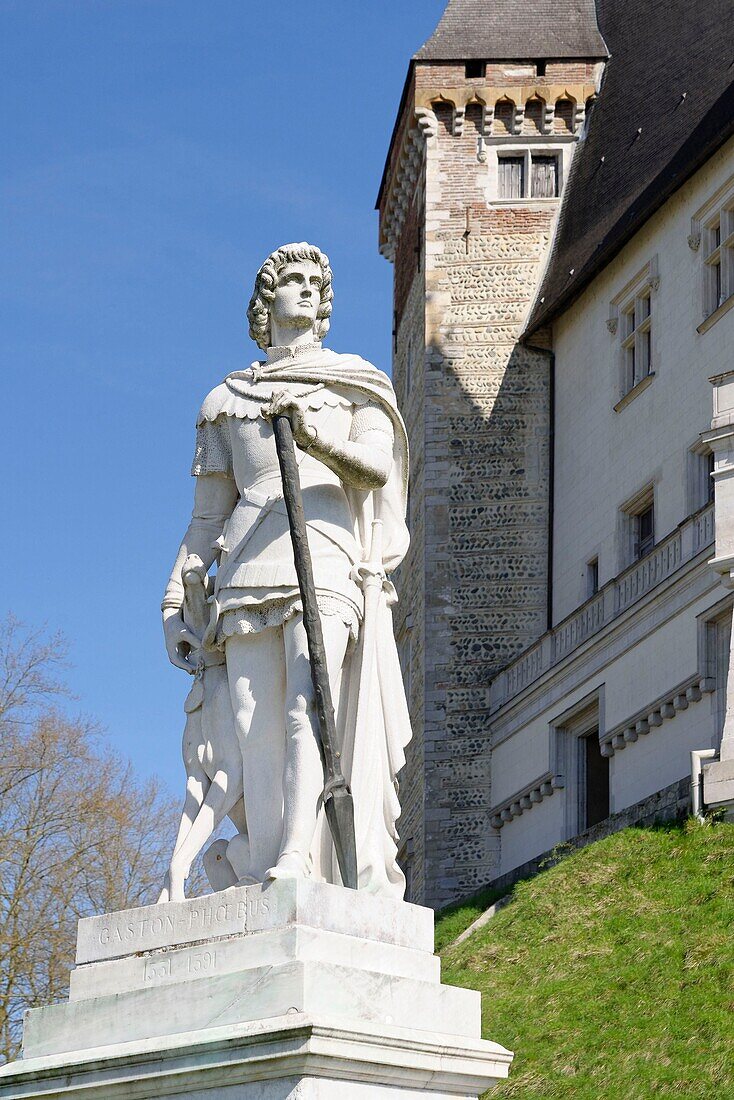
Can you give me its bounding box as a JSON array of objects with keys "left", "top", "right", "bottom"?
[{"left": 161, "top": 243, "right": 411, "bottom": 899}]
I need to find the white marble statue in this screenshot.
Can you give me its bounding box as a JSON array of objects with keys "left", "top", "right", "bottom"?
[{"left": 159, "top": 243, "right": 411, "bottom": 902}]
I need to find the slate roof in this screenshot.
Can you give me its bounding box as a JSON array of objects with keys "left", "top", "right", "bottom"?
[
  {"left": 415, "top": 0, "right": 607, "bottom": 61},
  {"left": 525, "top": 0, "right": 734, "bottom": 336}
]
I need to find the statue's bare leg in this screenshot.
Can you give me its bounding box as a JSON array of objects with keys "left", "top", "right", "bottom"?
[
  {"left": 269, "top": 613, "right": 350, "bottom": 880},
  {"left": 225, "top": 627, "right": 288, "bottom": 881}
]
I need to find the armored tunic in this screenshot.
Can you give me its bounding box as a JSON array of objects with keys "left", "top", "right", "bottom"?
[{"left": 170, "top": 348, "right": 395, "bottom": 645}]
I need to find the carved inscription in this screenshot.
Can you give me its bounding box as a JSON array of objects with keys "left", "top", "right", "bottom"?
[
  {"left": 144, "top": 949, "right": 218, "bottom": 984},
  {"left": 97, "top": 894, "right": 270, "bottom": 950}
]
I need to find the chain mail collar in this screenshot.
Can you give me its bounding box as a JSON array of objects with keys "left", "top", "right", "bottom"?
[{"left": 265, "top": 341, "right": 323, "bottom": 364}]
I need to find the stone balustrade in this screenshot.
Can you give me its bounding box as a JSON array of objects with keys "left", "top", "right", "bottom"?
[{"left": 491, "top": 503, "right": 714, "bottom": 711}]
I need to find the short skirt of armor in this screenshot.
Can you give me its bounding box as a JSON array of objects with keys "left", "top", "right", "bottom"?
[{"left": 214, "top": 586, "right": 361, "bottom": 648}]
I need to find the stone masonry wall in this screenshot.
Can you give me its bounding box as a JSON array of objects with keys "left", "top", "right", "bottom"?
[
  {"left": 391, "top": 171, "right": 427, "bottom": 902},
  {"left": 419, "top": 98, "right": 555, "bottom": 907},
  {"left": 378, "top": 56, "right": 596, "bottom": 907}
]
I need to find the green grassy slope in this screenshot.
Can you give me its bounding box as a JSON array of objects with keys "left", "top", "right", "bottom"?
[{"left": 438, "top": 820, "right": 734, "bottom": 1099}]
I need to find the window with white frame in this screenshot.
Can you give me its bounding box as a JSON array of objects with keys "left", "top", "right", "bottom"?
[
  {"left": 703, "top": 208, "right": 734, "bottom": 318},
  {"left": 608, "top": 257, "right": 659, "bottom": 405},
  {"left": 690, "top": 175, "right": 734, "bottom": 329},
  {"left": 496, "top": 150, "right": 559, "bottom": 200},
  {"left": 620, "top": 485, "right": 655, "bottom": 566},
  {"left": 635, "top": 501, "right": 655, "bottom": 559},
  {"left": 688, "top": 443, "right": 715, "bottom": 512},
  {"left": 620, "top": 290, "right": 652, "bottom": 392}
]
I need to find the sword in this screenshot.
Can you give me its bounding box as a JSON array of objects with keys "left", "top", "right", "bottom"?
[{"left": 273, "top": 414, "right": 359, "bottom": 891}]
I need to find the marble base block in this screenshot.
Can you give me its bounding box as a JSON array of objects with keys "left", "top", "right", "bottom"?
[{"left": 0, "top": 879, "right": 512, "bottom": 1098}]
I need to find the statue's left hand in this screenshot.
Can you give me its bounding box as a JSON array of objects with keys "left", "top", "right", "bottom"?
[{"left": 262, "top": 391, "right": 317, "bottom": 451}]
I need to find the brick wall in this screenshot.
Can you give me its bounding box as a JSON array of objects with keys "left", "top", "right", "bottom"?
[{"left": 414, "top": 61, "right": 599, "bottom": 92}]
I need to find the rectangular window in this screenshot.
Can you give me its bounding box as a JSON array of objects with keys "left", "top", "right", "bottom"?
[
  {"left": 620, "top": 485, "right": 656, "bottom": 568},
  {"left": 636, "top": 503, "right": 655, "bottom": 559},
  {"left": 609, "top": 258, "right": 659, "bottom": 408},
  {"left": 692, "top": 179, "right": 734, "bottom": 329},
  {"left": 705, "top": 219, "right": 723, "bottom": 317},
  {"left": 688, "top": 445, "right": 716, "bottom": 512},
  {"left": 531, "top": 155, "right": 558, "bottom": 198},
  {"left": 586, "top": 558, "right": 599, "bottom": 598},
  {"left": 703, "top": 208, "right": 734, "bottom": 319},
  {"left": 621, "top": 291, "right": 652, "bottom": 393},
  {"left": 498, "top": 156, "right": 525, "bottom": 199},
  {"left": 465, "top": 60, "right": 486, "bottom": 79},
  {"left": 704, "top": 212, "right": 734, "bottom": 319}
]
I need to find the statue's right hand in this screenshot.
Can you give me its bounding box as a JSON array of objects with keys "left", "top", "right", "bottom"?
[{"left": 163, "top": 610, "right": 199, "bottom": 673}]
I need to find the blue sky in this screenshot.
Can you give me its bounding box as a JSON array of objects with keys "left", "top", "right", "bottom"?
[{"left": 1, "top": 0, "right": 447, "bottom": 790}]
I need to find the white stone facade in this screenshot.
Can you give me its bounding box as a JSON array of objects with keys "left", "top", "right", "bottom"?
[{"left": 489, "top": 137, "right": 734, "bottom": 878}]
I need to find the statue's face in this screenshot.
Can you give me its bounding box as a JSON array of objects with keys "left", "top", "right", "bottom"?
[{"left": 270, "top": 260, "right": 322, "bottom": 334}]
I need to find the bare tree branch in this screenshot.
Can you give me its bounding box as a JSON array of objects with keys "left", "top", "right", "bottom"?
[{"left": 0, "top": 617, "right": 204, "bottom": 1063}]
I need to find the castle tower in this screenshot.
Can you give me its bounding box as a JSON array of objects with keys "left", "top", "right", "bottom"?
[{"left": 378, "top": 1, "right": 607, "bottom": 906}]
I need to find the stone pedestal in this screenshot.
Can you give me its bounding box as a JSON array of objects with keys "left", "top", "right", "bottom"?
[{"left": 0, "top": 879, "right": 512, "bottom": 1097}]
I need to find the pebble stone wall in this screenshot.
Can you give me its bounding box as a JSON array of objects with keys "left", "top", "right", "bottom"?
[{"left": 382, "top": 62, "right": 593, "bottom": 908}]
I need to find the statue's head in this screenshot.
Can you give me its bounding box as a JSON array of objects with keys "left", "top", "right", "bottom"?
[{"left": 247, "top": 242, "right": 334, "bottom": 351}]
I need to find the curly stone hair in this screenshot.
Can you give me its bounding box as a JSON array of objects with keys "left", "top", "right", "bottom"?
[{"left": 247, "top": 242, "right": 334, "bottom": 351}]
